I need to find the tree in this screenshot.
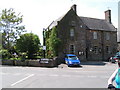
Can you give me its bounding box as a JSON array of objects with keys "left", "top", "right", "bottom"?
[
  {"left": 0, "top": 32, "right": 2, "bottom": 59},
  {"left": 16, "top": 33, "right": 40, "bottom": 59},
  {"left": 46, "top": 27, "right": 61, "bottom": 58},
  {"left": 0, "top": 32, "right": 2, "bottom": 45},
  {"left": 0, "top": 8, "right": 26, "bottom": 49}
]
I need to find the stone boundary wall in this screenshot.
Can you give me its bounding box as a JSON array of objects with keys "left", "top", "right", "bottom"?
[{"left": 1, "top": 58, "right": 58, "bottom": 67}]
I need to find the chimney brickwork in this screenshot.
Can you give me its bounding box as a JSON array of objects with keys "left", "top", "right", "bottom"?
[
  {"left": 71, "top": 4, "right": 77, "bottom": 14},
  {"left": 105, "top": 10, "right": 111, "bottom": 24}
]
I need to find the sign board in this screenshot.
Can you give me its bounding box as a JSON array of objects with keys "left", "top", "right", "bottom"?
[
  {"left": 39, "top": 58, "right": 49, "bottom": 63},
  {"left": 43, "top": 46, "right": 46, "bottom": 50},
  {"left": 40, "top": 60, "right": 48, "bottom": 63}
]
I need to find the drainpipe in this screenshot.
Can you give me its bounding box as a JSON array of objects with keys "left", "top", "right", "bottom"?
[{"left": 101, "top": 31, "right": 105, "bottom": 61}]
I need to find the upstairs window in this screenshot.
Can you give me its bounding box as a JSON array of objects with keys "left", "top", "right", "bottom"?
[
  {"left": 93, "top": 32, "right": 97, "bottom": 39},
  {"left": 70, "top": 28, "right": 74, "bottom": 37},
  {"left": 106, "top": 32, "right": 110, "bottom": 40}
]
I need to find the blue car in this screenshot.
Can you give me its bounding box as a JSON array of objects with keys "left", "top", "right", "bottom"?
[{"left": 65, "top": 54, "right": 81, "bottom": 66}]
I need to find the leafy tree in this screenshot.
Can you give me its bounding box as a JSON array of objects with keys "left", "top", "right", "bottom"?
[
  {"left": 0, "top": 8, "right": 26, "bottom": 50},
  {"left": 0, "top": 49, "right": 11, "bottom": 59},
  {"left": 0, "top": 32, "right": 2, "bottom": 59},
  {"left": 0, "top": 32, "right": 2, "bottom": 46},
  {"left": 46, "top": 27, "right": 61, "bottom": 58},
  {"left": 16, "top": 33, "right": 40, "bottom": 59}
]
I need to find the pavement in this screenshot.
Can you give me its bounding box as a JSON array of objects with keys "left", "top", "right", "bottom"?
[
  {"left": 80, "top": 61, "right": 109, "bottom": 65},
  {"left": 58, "top": 61, "right": 110, "bottom": 68}
]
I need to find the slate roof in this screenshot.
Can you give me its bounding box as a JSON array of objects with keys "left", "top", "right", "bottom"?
[
  {"left": 80, "top": 16, "right": 116, "bottom": 31},
  {"left": 47, "top": 12, "right": 116, "bottom": 32},
  {"left": 48, "top": 14, "right": 65, "bottom": 30}
]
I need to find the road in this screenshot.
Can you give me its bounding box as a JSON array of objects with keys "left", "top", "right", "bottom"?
[{"left": 1, "top": 62, "right": 118, "bottom": 88}]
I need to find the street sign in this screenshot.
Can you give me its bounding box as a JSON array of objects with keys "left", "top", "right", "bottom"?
[{"left": 43, "top": 46, "right": 46, "bottom": 50}]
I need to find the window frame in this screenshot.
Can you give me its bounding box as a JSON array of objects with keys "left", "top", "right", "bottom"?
[
  {"left": 69, "top": 44, "right": 75, "bottom": 54},
  {"left": 93, "top": 31, "right": 97, "bottom": 39},
  {"left": 106, "top": 46, "right": 110, "bottom": 54},
  {"left": 106, "top": 32, "right": 110, "bottom": 40},
  {"left": 93, "top": 46, "right": 98, "bottom": 54},
  {"left": 70, "top": 28, "right": 75, "bottom": 37}
]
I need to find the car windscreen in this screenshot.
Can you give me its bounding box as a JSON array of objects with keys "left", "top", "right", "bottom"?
[
  {"left": 68, "top": 56, "right": 78, "bottom": 60},
  {"left": 116, "top": 52, "right": 120, "bottom": 56}
]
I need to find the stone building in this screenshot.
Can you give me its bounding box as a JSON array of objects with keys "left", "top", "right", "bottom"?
[{"left": 45, "top": 4, "right": 117, "bottom": 62}]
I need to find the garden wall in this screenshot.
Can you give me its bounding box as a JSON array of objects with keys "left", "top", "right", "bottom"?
[{"left": 1, "top": 58, "right": 58, "bottom": 67}]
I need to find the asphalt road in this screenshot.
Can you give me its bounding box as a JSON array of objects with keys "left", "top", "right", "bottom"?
[{"left": 1, "top": 62, "right": 118, "bottom": 88}]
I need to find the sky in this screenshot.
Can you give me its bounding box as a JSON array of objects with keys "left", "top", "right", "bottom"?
[{"left": 0, "top": 0, "right": 119, "bottom": 44}]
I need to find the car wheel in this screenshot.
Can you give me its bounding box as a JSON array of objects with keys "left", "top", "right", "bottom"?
[{"left": 68, "top": 65, "right": 70, "bottom": 67}]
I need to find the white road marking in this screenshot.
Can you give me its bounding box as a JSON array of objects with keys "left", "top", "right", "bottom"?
[
  {"left": 49, "top": 74, "right": 59, "bottom": 77},
  {"left": 37, "top": 73, "right": 108, "bottom": 79},
  {"left": 11, "top": 74, "right": 34, "bottom": 86},
  {"left": 69, "top": 68, "right": 83, "bottom": 69},
  {"left": 61, "top": 75, "right": 71, "bottom": 77},
  {"left": 14, "top": 73, "right": 21, "bottom": 76},
  {"left": 88, "top": 75, "right": 97, "bottom": 78}
]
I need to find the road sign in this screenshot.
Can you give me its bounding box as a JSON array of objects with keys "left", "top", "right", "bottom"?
[{"left": 43, "top": 46, "right": 46, "bottom": 50}]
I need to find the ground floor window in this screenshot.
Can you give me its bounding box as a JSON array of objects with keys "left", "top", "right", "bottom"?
[
  {"left": 93, "top": 46, "right": 98, "bottom": 54},
  {"left": 106, "top": 46, "right": 110, "bottom": 54},
  {"left": 70, "top": 45, "right": 75, "bottom": 54}
]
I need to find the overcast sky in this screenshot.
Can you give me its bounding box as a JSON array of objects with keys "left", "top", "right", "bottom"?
[{"left": 0, "top": 0, "right": 119, "bottom": 44}]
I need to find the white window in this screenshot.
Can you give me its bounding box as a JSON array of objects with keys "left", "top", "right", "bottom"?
[
  {"left": 80, "top": 25, "right": 83, "bottom": 28},
  {"left": 93, "top": 32, "right": 97, "bottom": 39},
  {"left": 70, "top": 28, "right": 74, "bottom": 37},
  {"left": 70, "top": 45, "right": 75, "bottom": 54},
  {"left": 106, "top": 32, "right": 110, "bottom": 40}
]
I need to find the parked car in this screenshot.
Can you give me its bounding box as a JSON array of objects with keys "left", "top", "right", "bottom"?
[
  {"left": 116, "top": 52, "right": 120, "bottom": 56},
  {"left": 64, "top": 54, "right": 81, "bottom": 67},
  {"left": 109, "top": 54, "right": 120, "bottom": 63}
]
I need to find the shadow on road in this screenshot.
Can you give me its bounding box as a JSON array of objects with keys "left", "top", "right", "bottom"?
[
  {"left": 68, "top": 65, "right": 83, "bottom": 68},
  {"left": 57, "top": 61, "right": 108, "bottom": 68},
  {"left": 81, "top": 61, "right": 108, "bottom": 66}
]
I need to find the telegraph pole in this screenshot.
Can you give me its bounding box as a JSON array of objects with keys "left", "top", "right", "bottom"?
[{"left": 43, "top": 28, "right": 46, "bottom": 58}]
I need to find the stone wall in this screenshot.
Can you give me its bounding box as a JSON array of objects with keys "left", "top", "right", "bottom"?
[
  {"left": 2, "top": 58, "right": 58, "bottom": 67},
  {"left": 57, "top": 9, "right": 87, "bottom": 62},
  {"left": 86, "top": 30, "right": 117, "bottom": 61}
]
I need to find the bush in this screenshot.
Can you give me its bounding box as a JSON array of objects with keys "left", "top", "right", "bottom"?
[
  {"left": 9, "top": 58, "right": 21, "bottom": 60},
  {"left": 0, "top": 49, "right": 11, "bottom": 59}
]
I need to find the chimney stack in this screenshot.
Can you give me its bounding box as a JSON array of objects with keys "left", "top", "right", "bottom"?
[
  {"left": 105, "top": 9, "right": 111, "bottom": 24},
  {"left": 71, "top": 4, "right": 77, "bottom": 14}
]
